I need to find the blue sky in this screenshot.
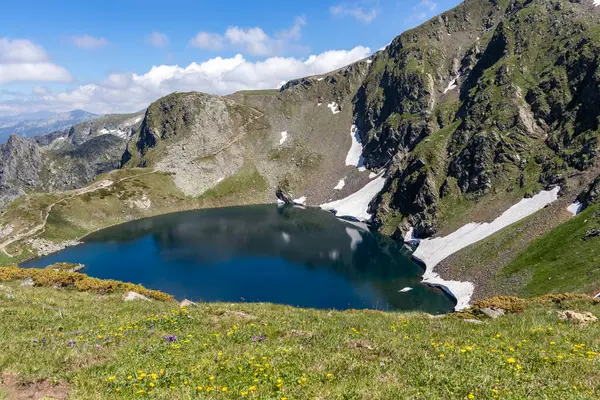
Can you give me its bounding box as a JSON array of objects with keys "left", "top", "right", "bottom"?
[{"left": 0, "top": 0, "right": 461, "bottom": 116}]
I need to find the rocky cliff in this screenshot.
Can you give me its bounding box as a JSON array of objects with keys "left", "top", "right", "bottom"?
[{"left": 0, "top": 112, "right": 144, "bottom": 209}]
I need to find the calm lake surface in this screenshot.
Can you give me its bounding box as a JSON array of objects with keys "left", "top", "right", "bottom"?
[{"left": 22, "top": 205, "right": 454, "bottom": 313}]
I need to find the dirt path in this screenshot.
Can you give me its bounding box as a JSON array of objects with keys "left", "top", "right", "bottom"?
[{"left": 0, "top": 169, "right": 157, "bottom": 257}]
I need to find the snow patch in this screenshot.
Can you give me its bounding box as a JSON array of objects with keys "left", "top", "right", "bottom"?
[
  {"left": 281, "top": 232, "right": 291, "bottom": 244},
  {"left": 368, "top": 172, "right": 378, "bottom": 179},
  {"left": 403, "top": 227, "right": 420, "bottom": 245},
  {"left": 317, "top": 77, "right": 324, "bottom": 81},
  {"left": 443, "top": 74, "right": 461, "bottom": 94},
  {"left": 329, "top": 249, "right": 340, "bottom": 261},
  {"left": 327, "top": 102, "right": 340, "bottom": 114},
  {"left": 293, "top": 196, "right": 307, "bottom": 205},
  {"left": 345, "top": 125, "right": 365, "bottom": 169},
  {"left": 595, "top": 0, "right": 600, "bottom": 6},
  {"left": 567, "top": 201, "right": 582, "bottom": 216},
  {"left": 413, "top": 187, "right": 560, "bottom": 311},
  {"left": 334, "top": 179, "right": 345, "bottom": 190},
  {"left": 399, "top": 287, "right": 413, "bottom": 293},
  {"left": 279, "top": 131, "right": 288, "bottom": 145},
  {"left": 345, "top": 227, "right": 363, "bottom": 251},
  {"left": 320, "top": 174, "right": 386, "bottom": 221},
  {"left": 216, "top": 177, "right": 224, "bottom": 183},
  {"left": 366, "top": 59, "right": 373, "bottom": 64}
]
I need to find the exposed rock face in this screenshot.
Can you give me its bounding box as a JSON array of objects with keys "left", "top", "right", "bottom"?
[
  {"left": 358, "top": 0, "right": 600, "bottom": 238},
  {"left": 0, "top": 135, "right": 44, "bottom": 207},
  {"left": 578, "top": 176, "right": 600, "bottom": 210},
  {"left": 0, "top": 112, "right": 144, "bottom": 209}
]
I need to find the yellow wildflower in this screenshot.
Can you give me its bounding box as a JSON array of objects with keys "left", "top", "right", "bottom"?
[{"left": 507, "top": 358, "right": 516, "bottom": 364}]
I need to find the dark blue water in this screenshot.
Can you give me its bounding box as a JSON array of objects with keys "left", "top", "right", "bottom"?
[{"left": 22, "top": 205, "right": 454, "bottom": 313}]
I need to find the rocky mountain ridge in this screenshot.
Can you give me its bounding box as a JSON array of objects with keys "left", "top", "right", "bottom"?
[
  {"left": 0, "top": 112, "right": 144, "bottom": 209},
  {"left": 0, "top": 109, "right": 98, "bottom": 143}
]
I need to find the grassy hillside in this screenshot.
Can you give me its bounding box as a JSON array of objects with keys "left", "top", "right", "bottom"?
[
  {"left": 500, "top": 204, "right": 600, "bottom": 297},
  {"left": 1, "top": 268, "right": 600, "bottom": 399}
]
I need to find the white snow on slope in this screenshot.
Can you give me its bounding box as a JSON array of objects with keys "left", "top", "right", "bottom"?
[
  {"left": 334, "top": 179, "right": 345, "bottom": 190},
  {"left": 595, "top": 0, "right": 600, "bottom": 6},
  {"left": 281, "top": 232, "right": 291, "bottom": 244},
  {"left": 345, "top": 227, "right": 363, "bottom": 251},
  {"left": 293, "top": 196, "right": 307, "bottom": 205},
  {"left": 403, "top": 227, "right": 420, "bottom": 245},
  {"left": 567, "top": 201, "right": 582, "bottom": 216},
  {"left": 443, "top": 74, "right": 461, "bottom": 94},
  {"left": 317, "top": 77, "right": 324, "bottom": 81},
  {"left": 368, "top": 172, "right": 378, "bottom": 179},
  {"left": 413, "top": 187, "right": 560, "bottom": 311},
  {"left": 99, "top": 127, "right": 128, "bottom": 139},
  {"left": 279, "top": 131, "right": 288, "bottom": 145},
  {"left": 327, "top": 102, "right": 340, "bottom": 114},
  {"left": 320, "top": 175, "right": 386, "bottom": 221},
  {"left": 345, "top": 125, "right": 365, "bottom": 169},
  {"left": 399, "top": 287, "right": 413, "bottom": 293}
]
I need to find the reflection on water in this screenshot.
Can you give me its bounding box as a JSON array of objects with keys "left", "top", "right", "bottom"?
[{"left": 22, "top": 205, "right": 454, "bottom": 313}]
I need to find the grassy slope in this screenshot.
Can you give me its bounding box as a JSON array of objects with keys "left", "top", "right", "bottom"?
[
  {"left": 1, "top": 280, "right": 600, "bottom": 399},
  {"left": 500, "top": 204, "right": 600, "bottom": 297}
]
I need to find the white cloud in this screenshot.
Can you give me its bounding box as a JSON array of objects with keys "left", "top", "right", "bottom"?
[
  {"left": 0, "top": 46, "right": 371, "bottom": 115},
  {"left": 189, "top": 32, "right": 225, "bottom": 50},
  {"left": 189, "top": 17, "right": 307, "bottom": 56},
  {"left": 410, "top": 0, "right": 439, "bottom": 21},
  {"left": 0, "top": 38, "right": 48, "bottom": 63},
  {"left": 68, "top": 35, "right": 109, "bottom": 49},
  {"left": 330, "top": 2, "right": 378, "bottom": 23},
  {"left": 0, "top": 38, "right": 72, "bottom": 83},
  {"left": 146, "top": 31, "right": 169, "bottom": 47}
]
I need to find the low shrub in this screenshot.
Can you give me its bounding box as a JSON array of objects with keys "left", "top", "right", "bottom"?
[
  {"left": 0, "top": 266, "right": 174, "bottom": 302},
  {"left": 471, "top": 296, "right": 527, "bottom": 314}
]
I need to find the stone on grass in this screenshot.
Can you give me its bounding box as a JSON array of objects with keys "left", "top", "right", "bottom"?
[
  {"left": 558, "top": 310, "right": 597, "bottom": 326},
  {"left": 480, "top": 307, "right": 506, "bottom": 319},
  {"left": 20, "top": 278, "right": 34, "bottom": 287},
  {"left": 179, "top": 299, "right": 195, "bottom": 308},
  {"left": 463, "top": 319, "right": 483, "bottom": 324},
  {"left": 123, "top": 291, "right": 150, "bottom": 302}
]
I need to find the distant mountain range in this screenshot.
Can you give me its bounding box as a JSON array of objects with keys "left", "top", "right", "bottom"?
[{"left": 0, "top": 110, "right": 99, "bottom": 143}]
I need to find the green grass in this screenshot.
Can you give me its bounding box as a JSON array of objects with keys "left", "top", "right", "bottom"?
[
  {"left": 1, "top": 278, "right": 600, "bottom": 399},
  {"left": 199, "top": 166, "right": 268, "bottom": 205},
  {"left": 501, "top": 204, "right": 600, "bottom": 297}
]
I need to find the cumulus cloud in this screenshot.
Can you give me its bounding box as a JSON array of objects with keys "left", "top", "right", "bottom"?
[
  {"left": 189, "top": 32, "right": 225, "bottom": 50},
  {"left": 0, "top": 38, "right": 72, "bottom": 83},
  {"left": 0, "top": 46, "right": 371, "bottom": 115},
  {"left": 189, "top": 17, "right": 307, "bottom": 56},
  {"left": 145, "top": 31, "right": 169, "bottom": 47},
  {"left": 410, "top": 0, "right": 438, "bottom": 21},
  {"left": 68, "top": 35, "right": 109, "bottom": 49},
  {"left": 330, "top": 2, "right": 378, "bottom": 23}
]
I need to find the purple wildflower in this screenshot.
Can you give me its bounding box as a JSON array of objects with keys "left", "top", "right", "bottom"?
[
  {"left": 163, "top": 335, "right": 178, "bottom": 343},
  {"left": 31, "top": 339, "right": 38, "bottom": 344},
  {"left": 252, "top": 334, "right": 266, "bottom": 343},
  {"left": 67, "top": 340, "right": 76, "bottom": 348},
  {"left": 41, "top": 339, "right": 47, "bottom": 345}
]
